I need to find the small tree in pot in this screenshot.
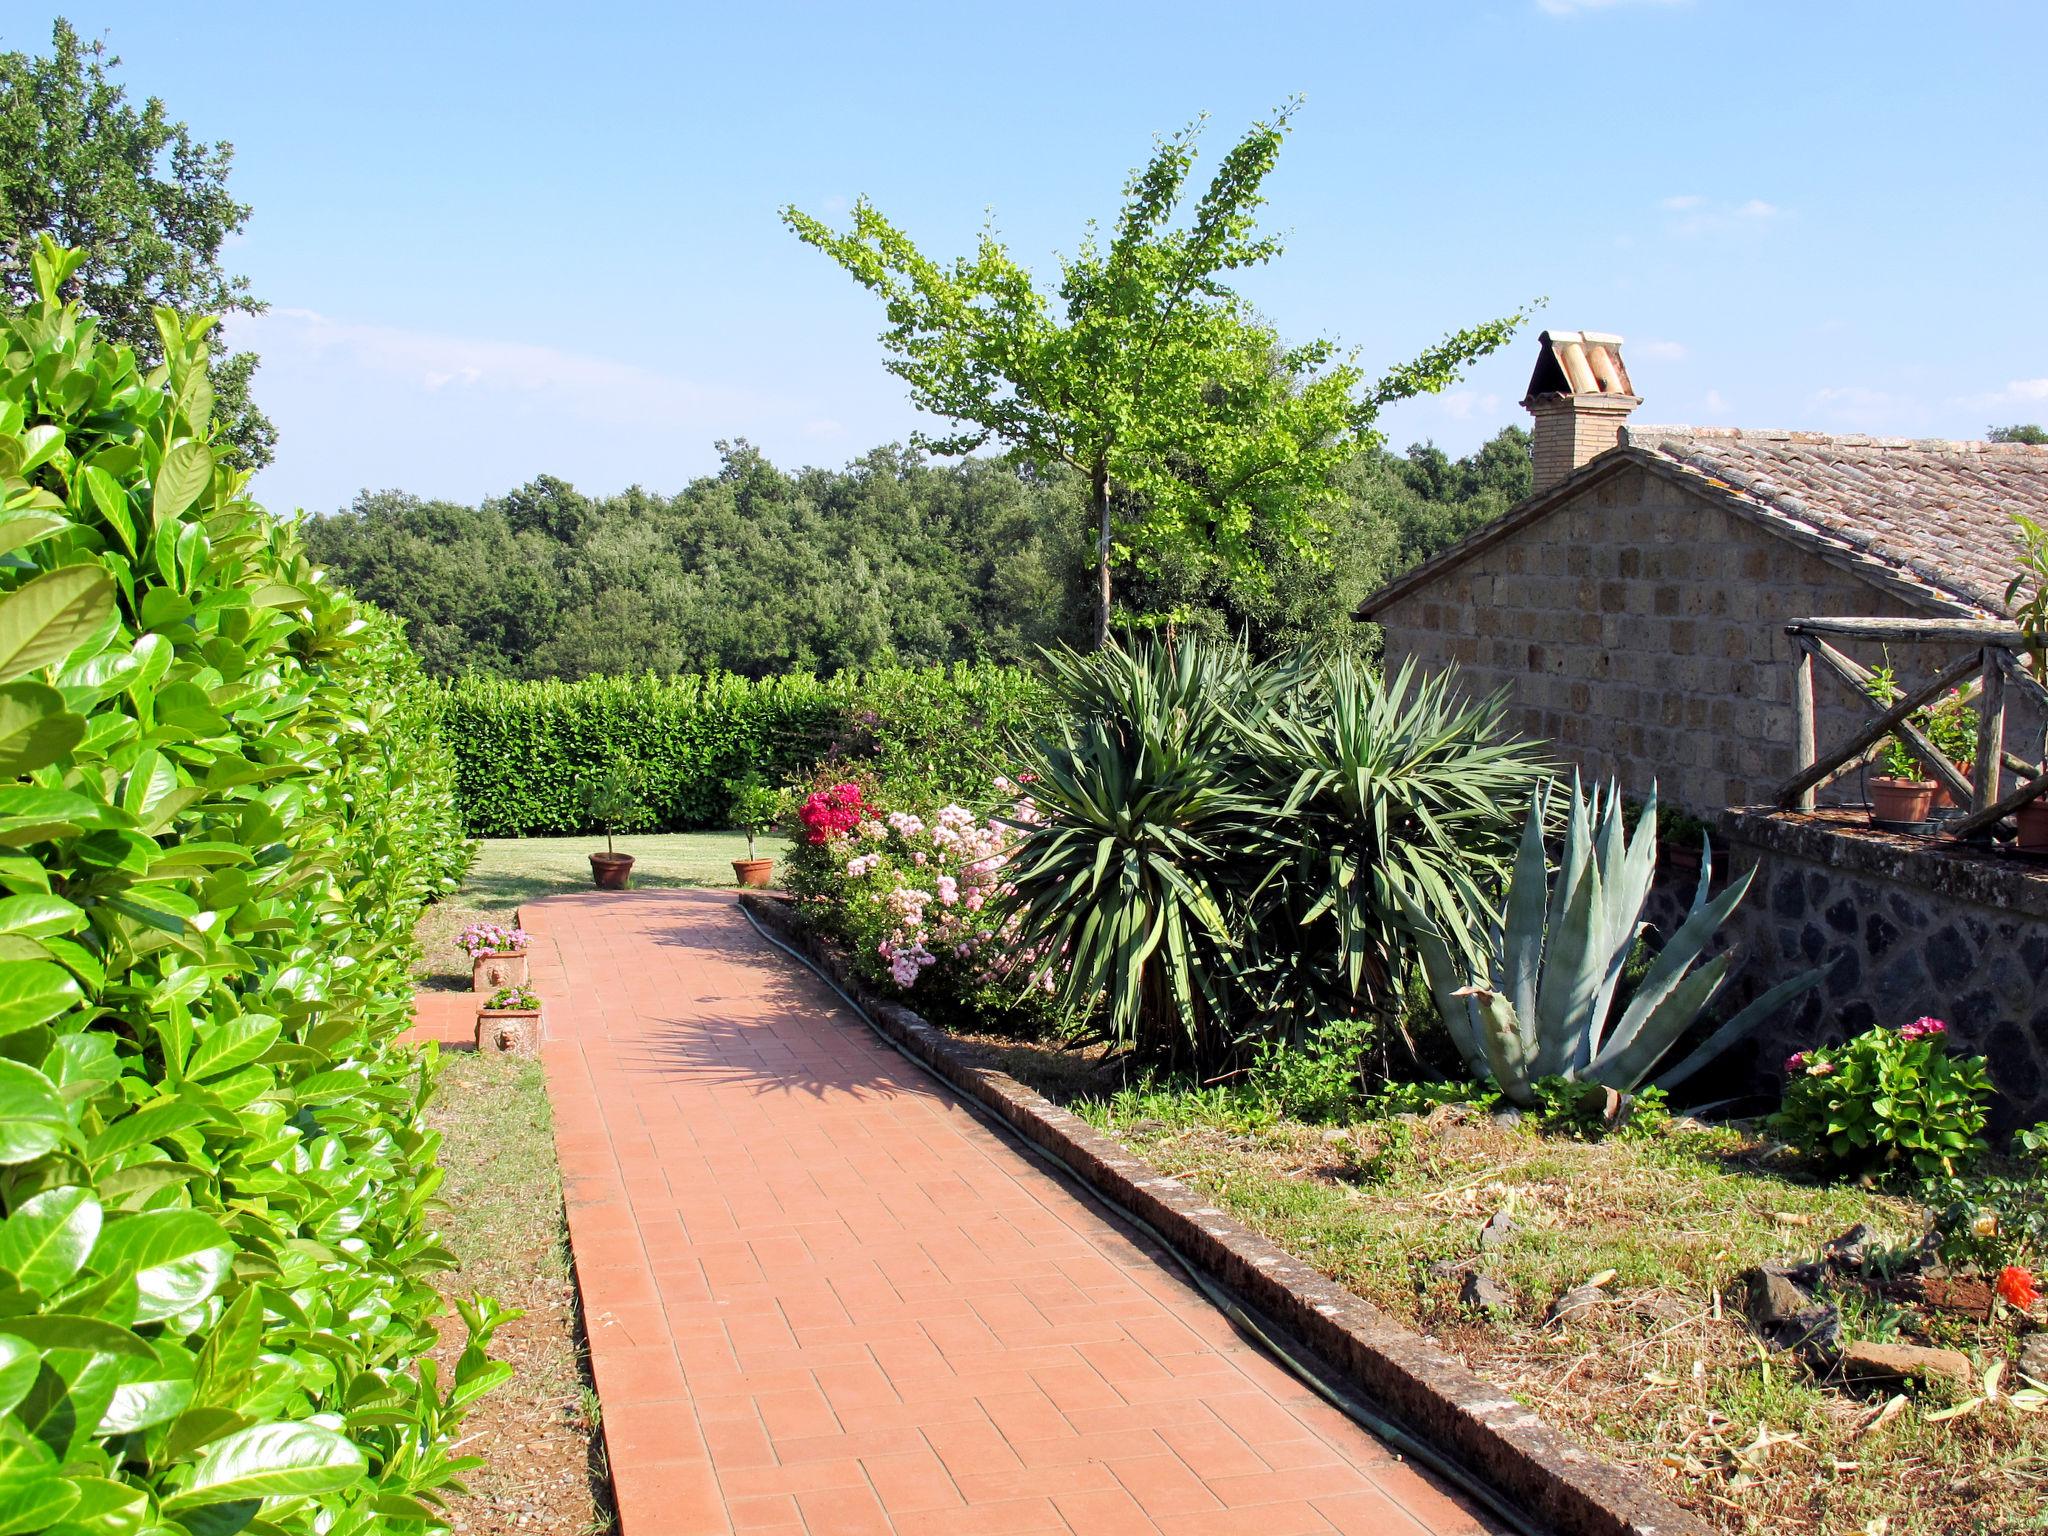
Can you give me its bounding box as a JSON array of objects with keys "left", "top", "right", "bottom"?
[
  {"left": 580, "top": 754, "right": 651, "bottom": 889},
  {"left": 725, "top": 773, "right": 783, "bottom": 888}
]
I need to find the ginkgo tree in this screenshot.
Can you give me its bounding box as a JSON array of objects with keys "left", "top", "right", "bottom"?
[{"left": 785, "top": 103, "right": 1529, "bottom": 647}]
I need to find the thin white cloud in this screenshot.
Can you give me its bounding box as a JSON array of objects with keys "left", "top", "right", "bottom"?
[
  {"left": 1964, "top": 377, "right": 2048, "bottom": 408},
  {"left": 1704, "top": 389, "right": 1728, "bottom": 415},
  {"left": 239, "top": 307, "right": 777, "bottom": 428},
  {"left": 1426, "top": 389, "right": 1504, "bottom": 423},
  {"left": 1635, "top": 339, "right": 1688, "bottom": 361},
  {"left": 1536, "top": 0, "right": 1684, "bottom": 14},
  {"left": 1661, "top": 195, "right": 1786, "bottom": 238}
]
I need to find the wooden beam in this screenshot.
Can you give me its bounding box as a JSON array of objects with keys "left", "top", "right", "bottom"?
[
  {"left": 1776, "top": 644, "right": 1981, "bottom": 806},
  {"left": 1950, "top": 764, "right": 2048, "bottom": 839},
  {"left": 1975, "top": 649, "right": 2007, "bottom": 812},
  {"left": 1992, "top": 644, "right": 2048, "bottom": 718},
  {"left": 1787, "top": 617, "right": 2036, "bottom": 646},
  {"left": 1792, "top": 638, "right": 1818, "bottom": 812}
]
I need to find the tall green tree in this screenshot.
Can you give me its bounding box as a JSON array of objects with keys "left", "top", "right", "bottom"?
[
  {"left": 1989, "top": 423, "right": 2048, "bottom": 445},
  {"left": 784, "top": 104, "right": 1527, "bottom": 647},
  {"left": 0, "top": 18, "right": 274, "bottom": 467}
]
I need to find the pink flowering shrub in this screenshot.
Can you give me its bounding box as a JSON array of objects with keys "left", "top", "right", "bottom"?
[
  {"left": 457, "top": 921, "right": 531, "bottom": 960},
  {"left": 1772, "top": 1015, "right": 1992, "bottom": 1179},
  {"left": 784, "top": 776, "right": 1059, "bottom": 1033}
]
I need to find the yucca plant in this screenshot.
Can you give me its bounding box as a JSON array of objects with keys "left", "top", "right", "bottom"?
[
  {"left": 1002, "top": 639, "right": 1278, "bottom": 1065},
  {"left": 1405, "top": 778, "right": 1821, "bottom": 1105},
  {"left": 1238, "top": 654, "right": 1550, "bottom": 1038}
]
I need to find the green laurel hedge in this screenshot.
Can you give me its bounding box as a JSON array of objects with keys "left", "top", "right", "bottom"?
[
  {"left": 0, "top": 241, "right": 482, "bottom": 1533},
  {"left": 440, "top": 663, "right": 1054, "bottom": 836}
]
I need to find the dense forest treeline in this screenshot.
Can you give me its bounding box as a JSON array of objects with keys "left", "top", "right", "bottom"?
[{"left": 302, "top": 429, "right": 1533, "bottom": 679}]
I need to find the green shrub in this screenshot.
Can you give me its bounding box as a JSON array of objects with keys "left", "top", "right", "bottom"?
[
  {"left": 438, "top": 663, "right": 1054, "bottom": 836},
  {"left": 1001, "top": 638, "right": 1550, "bottom": 1072},
  {"left": 0, "top": 241, "right": 484, "bottom": 1532},
  {"left": 1773, "top": 1016, "right": 1993, "bottom": 1180}
]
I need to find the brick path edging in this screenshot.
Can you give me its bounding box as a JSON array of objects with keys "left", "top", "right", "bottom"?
[{"left": 738, "top": 894, "right": 1708, "bottom": 1536}]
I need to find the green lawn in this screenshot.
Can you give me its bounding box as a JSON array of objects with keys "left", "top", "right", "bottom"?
[{"left": 414, "top": 831, "right": 792, "bottom": 987}]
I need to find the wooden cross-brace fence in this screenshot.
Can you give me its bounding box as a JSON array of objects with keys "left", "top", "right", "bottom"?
[{"left": 1780, "top": 617, "right": 2048, "bottom": 839}]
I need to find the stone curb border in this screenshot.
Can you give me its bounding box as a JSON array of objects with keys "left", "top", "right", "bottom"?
[{"left": 739, "top": 892, "right": 1708, "bottom": 1536}]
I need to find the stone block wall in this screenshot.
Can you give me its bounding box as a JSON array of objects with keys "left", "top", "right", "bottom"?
[
  {"left": 1370, "top": 464, "right": 1949, "bottom": 817},
  {"left": 1716, "top": 809, "right": 2048, "bottom": 1127}
]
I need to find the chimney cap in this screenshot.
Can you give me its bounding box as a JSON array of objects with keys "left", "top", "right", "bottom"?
[{"left": 1523, "top": 329, "right": 1636, "bottom": 405}]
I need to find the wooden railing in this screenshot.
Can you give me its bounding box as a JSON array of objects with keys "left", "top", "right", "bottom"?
[{"left": 1779, "top": 617, "right": 2048, "bottom": 839}]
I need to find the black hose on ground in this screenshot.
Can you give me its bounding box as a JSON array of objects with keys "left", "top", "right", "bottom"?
[{"left": 735, "top": 900, "right": 1548, "bottom": 1536}]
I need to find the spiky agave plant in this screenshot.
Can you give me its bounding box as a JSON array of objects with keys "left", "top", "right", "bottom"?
[
  {"left": 1404, "top": 777, "right": 1821, "bottom": 1105},
  {"left": 1001, "top": 638, "right": 1278, "bottom": 1067}
]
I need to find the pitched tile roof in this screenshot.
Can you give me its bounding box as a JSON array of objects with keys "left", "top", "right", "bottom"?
[
  {"left": 1356, "top": 427, "right": 2048, "bottom": 620},
  {"left": 1624, "top": 427, "right": 2048, "bottom": 616}
]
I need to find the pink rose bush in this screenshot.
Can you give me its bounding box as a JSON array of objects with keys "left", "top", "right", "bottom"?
[{"left": 784, "top": 777, "right": 1059, "bottom": 1032}]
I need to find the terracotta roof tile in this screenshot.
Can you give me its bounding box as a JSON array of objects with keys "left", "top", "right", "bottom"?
[{"left": 1623, "top": 427, "right": 2048, "bottom": 616}]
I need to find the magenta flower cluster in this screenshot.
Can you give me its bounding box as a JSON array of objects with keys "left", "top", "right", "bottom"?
[
  {"left": 1786, "top": 1016, "right": 1950, "bottom": 1078},
  {"left": 457, "top": 921, "right": 531, "bottom": 961}
]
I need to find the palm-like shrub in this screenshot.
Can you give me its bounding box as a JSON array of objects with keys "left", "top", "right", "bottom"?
[
  {"left": 1405, "top": 779, "right": 1822, "bottom": 1105},
  {"left": 1239, "top": 653, "right": 1549, "bottom": 1037},
  {"left": 1001, "top": 640, "right": 1548, "bottom": 1070},
  {"left": 1003, "top": 641, "right": 1275, "bottom": 1065}
]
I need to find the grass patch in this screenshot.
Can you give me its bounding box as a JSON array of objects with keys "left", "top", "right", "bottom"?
[
  {"left": 955, "top": 1038, "right": 2048, "bottom": 1535},
  {"left": 415, "top": 831, "right": 792, "bottom": 986},
  {"left": 426, "top": 1050, "right": 613, "bottom": 1534}
]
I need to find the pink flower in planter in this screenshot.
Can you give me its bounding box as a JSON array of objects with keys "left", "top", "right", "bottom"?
[
  {"left": 1785, "top": 1051, "right": 1810, "bottom": 1075},
  {"left": 1899, "top": 1016, "right": 1949, "bottom": 1042}
]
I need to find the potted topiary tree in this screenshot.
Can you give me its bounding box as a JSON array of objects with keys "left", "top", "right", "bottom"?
[
  {"left": 579, "top": 755, "right": 649, "bottom": 889},
  {"left": 725, "top": 773, "right": 782, "bottom": 888}
]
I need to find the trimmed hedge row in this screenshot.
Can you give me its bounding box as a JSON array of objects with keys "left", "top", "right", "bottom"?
[
  {"left": 439, "top": 664, "right": 1055, "bottom": 836},
  {"left": 0, "top": 243, "right": 480, "bottom": 1534}
]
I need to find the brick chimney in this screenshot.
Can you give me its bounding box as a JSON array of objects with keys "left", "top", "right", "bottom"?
[{"left": 1522, "top": 330, "right": 1639, "bottom": 493}]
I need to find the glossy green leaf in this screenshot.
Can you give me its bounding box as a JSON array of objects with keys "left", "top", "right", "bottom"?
[
  {"left": 150, "top": 441, "right": 213, "bottom": 524},
  {"left": 0, "top": 1058, "right": 75, "bottom": 1164},
  {"left": 161, "top": 1420, "right": 365, "bottom": 1509},
  {"left": 0, "top": 896, "right": 85, "bottom": 942},
  {"left": 0, "top": 516, "right": 67, "bottom": 559},
  {"left": 0, "top": 568, "right": 115, "bottom": 686},
  {"left": 0, "top": 1188, "right": 101, "bottom": 1295},
  {"left": 90, "top": 1212, "right": 233, "bottom": 1323},
  {"left": 0, "top": 1339, "right": 36, "bottom": 1419}
]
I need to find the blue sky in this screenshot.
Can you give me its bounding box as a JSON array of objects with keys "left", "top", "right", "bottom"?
[{"left": 18, "top": 1, "right": 2047, "bottom": 515}]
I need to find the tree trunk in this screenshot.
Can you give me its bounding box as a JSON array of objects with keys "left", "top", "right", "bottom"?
[{"left": 1092, "top": 464, "right": 1112, "bottom": 650}]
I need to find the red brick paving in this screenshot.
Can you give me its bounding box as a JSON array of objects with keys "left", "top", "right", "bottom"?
[{"left": 523, "top": 889, "right": 1493, "bottom": 1535}]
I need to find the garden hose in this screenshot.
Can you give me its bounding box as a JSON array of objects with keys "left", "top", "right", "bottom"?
[{"left": 735, "top": 901, "right": 1549, "bottom": 1536}]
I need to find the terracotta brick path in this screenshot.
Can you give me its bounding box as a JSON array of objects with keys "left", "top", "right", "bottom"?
[{"left": 524, "top": 889, "right": 1492, "bottom": 1536}]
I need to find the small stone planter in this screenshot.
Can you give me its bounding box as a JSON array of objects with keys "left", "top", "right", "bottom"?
[
  {"left": 476, "top": 1003, "right": 541, "bottom": 1056},
  {"left": 470, "top": 949, "right": 529, "bottom": 993}
]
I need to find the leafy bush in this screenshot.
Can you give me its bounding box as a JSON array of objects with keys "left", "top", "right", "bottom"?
[
  {"left": 1000, "top": 638, "right": 1548, "bottom": 1070},
  {"left": 1773, "top": 1017, "right": 1993, "bottom": 1179},
  {"left": 1405, "top": 778, "right": 1822, "bottom": 1106},
  {"left": 781, "top": 769, "right": 1056, "bottom": 1034},
  {"left": 723, "top": 772, "right": 783, "bottom": 861},
  {"left": 0, "top": 241, "right": 485, "bottom": 1532},
  {"left": 439, "top": 664, "right": 1054, "bottom": 836}
]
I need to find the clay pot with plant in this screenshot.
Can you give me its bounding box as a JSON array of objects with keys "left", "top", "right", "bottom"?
[
  {"left": 1924, "top": 686, "right": 1980, "bottom": 810},
  {"left": 1863, "top": 662, "right": 1941, "bottom": 825},
  {"left": 579, "top": 755, "right": 650, "bottom": 889},
  {"left": 2006, "top": 512, "right": 2048, "bottom": 849},
  {"left": 725, "top": 773, "right": 783, "bottom": 888}
]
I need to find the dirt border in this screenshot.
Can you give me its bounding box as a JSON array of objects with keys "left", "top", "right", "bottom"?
[{"left": 739, "top": 892, "right": 1709, "bottom": 1536}]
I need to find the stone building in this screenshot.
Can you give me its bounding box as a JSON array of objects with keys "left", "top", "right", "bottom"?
[{"left": 1356, "top": 331, "right": 2048, "bottom": 816}]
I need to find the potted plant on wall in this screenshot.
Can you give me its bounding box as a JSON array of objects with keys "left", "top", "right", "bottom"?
[
  {"left": 2006, "top": 512, "right": 2048, "bottom": 849},
  {"left": 580, "top": 754, "right": 649, "bottom": 889},
  {"left": 725, "top": 773, "right": 782, "bottom": 888},
  {"left": 1924, "top": 686, "right": 1979, "bottom": 811},
  {"left": 1864, "top": 663, "right": 1939, "bottom": 826}
]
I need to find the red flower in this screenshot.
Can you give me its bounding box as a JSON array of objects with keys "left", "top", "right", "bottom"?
[
  {"left": 1997, "top": 1265, "right": 2039, "bottom": 1310},
  {"left": 797, "top": 782, "right": 867, "bottom": 845}
]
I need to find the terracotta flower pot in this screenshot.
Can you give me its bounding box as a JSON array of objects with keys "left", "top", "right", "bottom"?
[
  {"left": 589, "top": 852, "right": 634, "bottom": 890},
  {"left": 732, "top": 857, "right": 775, "bottom": 888},
  {"left": 476, "top": 1005, "right": 541, "bottom": 1057},
  {"left": 1870, "top": 776, "right": 1937, "bottom": 825},
  {"left": 470, "top": 950, "right": 529, "bottom": 993},
  {"left": 1931, "top": 763, "right": 1975, "bottom": 810},
  {"left": 2018, "top": 799, "right": 2048, "bottom": 851}
]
